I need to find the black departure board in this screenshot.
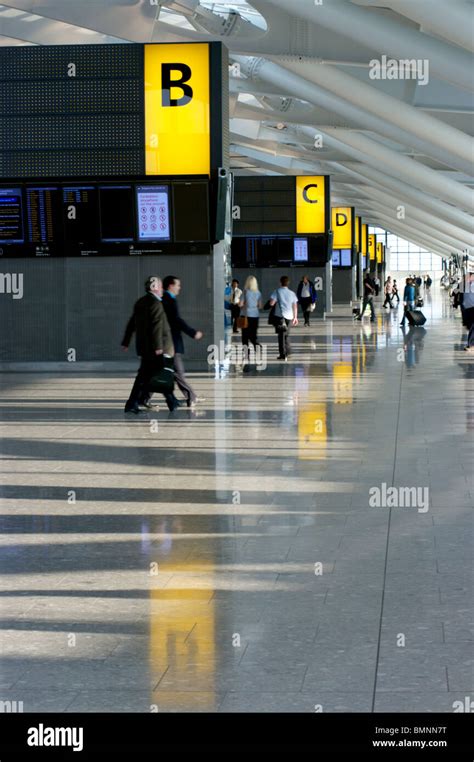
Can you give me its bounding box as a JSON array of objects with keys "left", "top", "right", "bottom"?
[
  {"left": 26, "top": 187, "right": 61, "bottom": 244},
  {"left": 0, "top": 45, "right": 144, "bottom": 178},
  {"left": 99, "top": 186, "right": 135, "bottom": 242},
  {"left": 233, "top": 176, "right": 297, "bottom": 236},
  {"left": 0, "top": 188, "right": 24, "bottom": 243},
  {"left": 0, "top": 178, "right": 211, "bottom": 257},
  {"left": 63, "top": 186, "right": 100, "bottom": 243}
]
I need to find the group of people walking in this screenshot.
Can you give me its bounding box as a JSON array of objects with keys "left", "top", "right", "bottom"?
[
  {"left": 357, "top": 273, "right": 429, "bottom": 325},
  {"left": 122, "top": 268, "right": 444, "bottom": 411},
  {"left": 230, "top": 274, "right": 317, "bottom": 363},
  {"left": 122, "top": 275, "right": 204, "bottom": 413}
]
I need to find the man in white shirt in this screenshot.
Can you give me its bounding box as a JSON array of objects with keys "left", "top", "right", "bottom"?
[{"left": 269, "top": 275, "right": 298, "bottom": 360}]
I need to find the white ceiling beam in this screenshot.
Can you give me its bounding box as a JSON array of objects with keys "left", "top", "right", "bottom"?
[
  {"left": 264, "top": 0, "right": 473, "bottom": 91},
  {"left": 264, "top": 56, "right": 474, "bottom": 168},
  {"left": 329, "top": 161, "right": 474, "bottom": 233}
]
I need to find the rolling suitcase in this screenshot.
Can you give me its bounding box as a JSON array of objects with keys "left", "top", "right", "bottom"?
[{"left": 406, "top": 309, "right": 426, "bottom": 327}]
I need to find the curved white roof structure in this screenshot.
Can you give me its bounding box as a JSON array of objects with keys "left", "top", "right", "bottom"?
[{"left": 0, "top": 0, "right": 473, "bottom": 256}]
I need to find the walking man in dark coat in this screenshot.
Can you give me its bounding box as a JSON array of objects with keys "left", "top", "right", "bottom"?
[
  {"left": 121, "top": 276, "right": 180, "bottom": 413},
  {"left": 162, "top": 275, "right": 204, "bottom": 408}
]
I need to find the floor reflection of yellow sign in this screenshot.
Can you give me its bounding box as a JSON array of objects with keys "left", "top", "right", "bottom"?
[
  {"left": 150, "top": 571, "right": 215, "bottom": 710},
  {"left": 333, "top": 363, "right": 353, "bottom": 404},
  {"left": 298, "top": 405, "right": 327, "bottom": 460}
]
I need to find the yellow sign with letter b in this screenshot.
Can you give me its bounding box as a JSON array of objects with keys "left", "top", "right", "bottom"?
[{"left": 144, "top": 43, "right": 210, "bottom": 175}]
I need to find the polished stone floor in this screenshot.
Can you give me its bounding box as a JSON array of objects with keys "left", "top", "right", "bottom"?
[{"left": 0, "top": 287, "right": 472, "bottom": 713}]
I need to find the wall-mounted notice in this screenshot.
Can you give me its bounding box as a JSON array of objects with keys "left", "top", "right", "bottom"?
[
  {"left": 136, "top": 185, "right": 170, "bottom": 241},
  {"left": 294, "top": 238, "right": 308, "bottom": 262}
]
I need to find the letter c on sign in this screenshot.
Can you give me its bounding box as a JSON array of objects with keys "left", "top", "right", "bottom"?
[
  {"left": 303, "top": 184, "right": 319, "bottom": 204},
  {"left": 336, "top": 213, "right": 347, "bottom": 226}
]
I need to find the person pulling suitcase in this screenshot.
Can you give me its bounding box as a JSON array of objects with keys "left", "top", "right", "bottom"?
[{"left": 400, "top": 278, "right": 416, "bottom": 327}]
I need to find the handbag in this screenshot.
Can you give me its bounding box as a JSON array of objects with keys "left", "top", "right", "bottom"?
[
  {"left": 148, "top": 355, "right": 175, "bottom": 394},
  {"left": 309, "top": 303, "right": 316, "bottom": 312},
  {"left": 237, "top": 315, "right": 248, "bottom": 329},
  {"left": 268, "top": 304, "right": 277, "bottom": 326},
  {"left": 274, "top": 290, "right": 288, "bottom": 332}
]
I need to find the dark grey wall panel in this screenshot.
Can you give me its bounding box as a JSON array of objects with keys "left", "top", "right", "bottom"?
[
  {"left": 0, "top": 258, "right": 67, "bottom": 362},
  {"left": 332, "top": 268, "right": 355, "bottom": 303},
  {"left": 0, "top": 256, "right": 214, "bottom": 363}
]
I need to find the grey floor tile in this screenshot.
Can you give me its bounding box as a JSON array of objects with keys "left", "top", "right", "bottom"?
[
  {"left": 1, "top": 292, "right": 471, "bottom": 712},
  {"left": 219, "top": 691, "right": 372, "bottom": 712}
]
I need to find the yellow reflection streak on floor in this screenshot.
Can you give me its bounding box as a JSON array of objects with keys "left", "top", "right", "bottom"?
[{"left": 150, "top": 565, "right": 215, "bottom": 710}]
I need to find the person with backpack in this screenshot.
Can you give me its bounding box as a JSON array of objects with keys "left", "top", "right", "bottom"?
[{"left": 268, "top": 276, "right": 298, "bottom": 360}]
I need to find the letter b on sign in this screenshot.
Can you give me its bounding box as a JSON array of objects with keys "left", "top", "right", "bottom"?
[
  {"left": 145, "top": 43, "right": 210, "bottom": 175},
  {"left": 161, "top": 63, "right": 193, "bottom": 107}
]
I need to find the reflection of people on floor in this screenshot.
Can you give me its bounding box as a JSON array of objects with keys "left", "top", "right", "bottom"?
[{"left": 401, "top": 325, "right": 426, "bottom": 369}]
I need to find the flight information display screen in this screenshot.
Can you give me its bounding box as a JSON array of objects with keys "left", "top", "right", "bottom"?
[
  {"left": 136, "top": 185, "right": 170, "bottom": 241},
  {"left": 99, "top": 186, "right": 135, "bottom": 242},
  {"left": 26, "top": 187, "right": 61, "bottom": 244},
  {"left": 0, "top": 178, "right": 211, "bottom": 256},
  {"left": 231, "top": 234, "right": 327, "bottom": 267},
  {"left": 332, "top": 250, "right": 341, "bottom": 266},
  {"left": 0, "top": 187, "right": 24, "bottom": 243},
  {"left": 63, "top": 186, "right": 100, "bottom": 243},
  {"left": 172, "top": 181, "right": 209, "bottom": 242},
  {"left": 294, "top": 238, "right": 308, "bottom": 262},
  {"left": 340, "top": 249, "right": 352, "bottom": 267}
]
